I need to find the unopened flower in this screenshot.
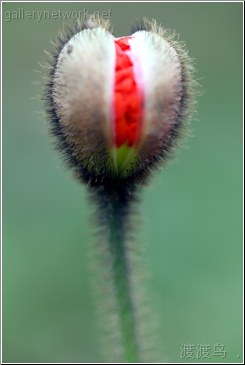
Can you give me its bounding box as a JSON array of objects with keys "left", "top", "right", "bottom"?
[
  {"left": 44, "top": 18, "right": 194, "bottom": 188},
  {"left": 43, "top": 19, "right": 196, "bottom": 362}
]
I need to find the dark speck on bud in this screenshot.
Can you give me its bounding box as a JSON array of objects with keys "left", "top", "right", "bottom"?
[
  {"left": 66, "top": 44, "right": 73, "bottom": 54},
  {"left": 43, "top": 17, "right": 195, "bottom": 192}
]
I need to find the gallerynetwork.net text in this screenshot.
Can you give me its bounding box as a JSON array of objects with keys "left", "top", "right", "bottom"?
[{"left": 4, "top": 8, "right": 112, "bottom": 23}]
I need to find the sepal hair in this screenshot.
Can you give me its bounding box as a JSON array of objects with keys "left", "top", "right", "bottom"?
[
  {"left": 131, "top": 18, "right": 196, "bottom": 177},
  {"left": 43, "top": 17, "right": 114, "bottom": 188}
]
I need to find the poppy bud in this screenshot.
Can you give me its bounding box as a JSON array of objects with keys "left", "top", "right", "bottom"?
[{"left": 44, "top": 18, "right": 194, "bottom": 188}]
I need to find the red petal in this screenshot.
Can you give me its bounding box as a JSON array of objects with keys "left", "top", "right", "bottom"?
[{"left": 113, "top": 37, "right": 143, "bottom": 147}]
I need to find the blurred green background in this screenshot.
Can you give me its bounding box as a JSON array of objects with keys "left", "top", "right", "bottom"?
[{"left": 2, "top": 2, "right": 243, "bottom": 363}]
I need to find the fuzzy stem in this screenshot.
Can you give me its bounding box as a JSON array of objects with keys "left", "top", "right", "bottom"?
[
  {"left": 94, "top": 187, "right": 140, "bottom": 362},
  {"left": 108, "top": 199, "right": 139, "bottom": 362}
]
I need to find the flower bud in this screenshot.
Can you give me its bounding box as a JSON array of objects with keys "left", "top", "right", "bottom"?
[{"left": 44, "top": 18, "right": 194, "bottom": 187}]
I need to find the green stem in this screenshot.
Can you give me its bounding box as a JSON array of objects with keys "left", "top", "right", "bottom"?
[{"left": 107, "top": 196, "right": 140, "bottom": 363}]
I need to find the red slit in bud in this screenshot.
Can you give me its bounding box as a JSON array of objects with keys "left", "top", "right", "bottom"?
[{"left": 113, "top": 36, "right": 143, "bottom": 148}]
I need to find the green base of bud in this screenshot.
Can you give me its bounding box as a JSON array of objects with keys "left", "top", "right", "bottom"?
[{"left": 111, "top": 145, "right": 138, "bottom": 177}]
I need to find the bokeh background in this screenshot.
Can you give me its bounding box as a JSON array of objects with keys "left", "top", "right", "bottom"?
[{"left": 2, "top": 1, "right": 243, "bottom": 363}]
